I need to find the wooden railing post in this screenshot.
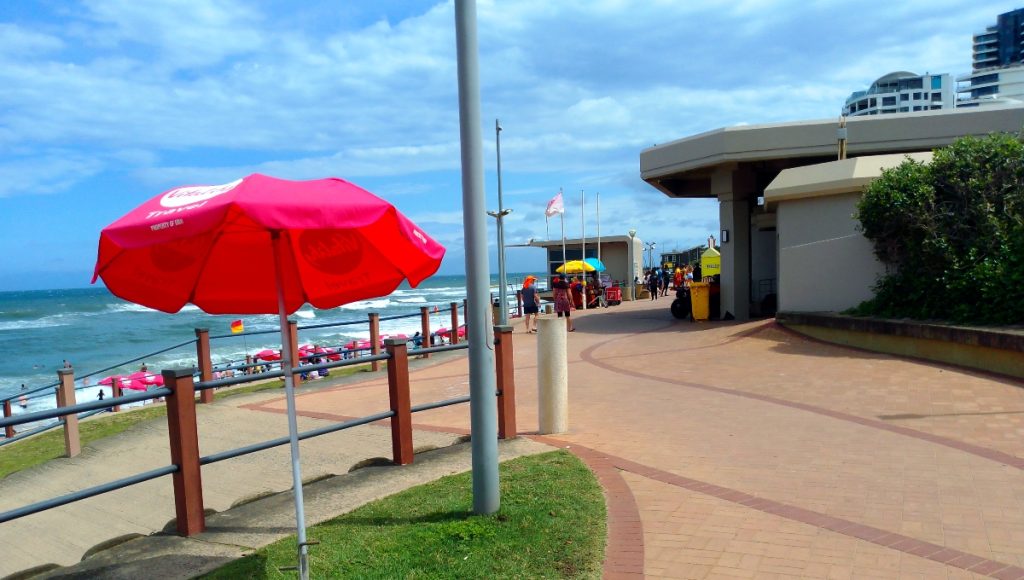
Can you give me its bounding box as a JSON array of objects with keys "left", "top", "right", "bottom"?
[
  {"left": 419, "top": 306, "right": 431, "bottom": 359},
  {"left": 385, "top": 338, "right": 413, "bottom": 465},
  {"left": 3, "top": 400, "right": 14, "bottom": 439},
  {"left": 516, "top": 290, "right": 523, "bottom": 318},
  {"left": 56, "top": 368, "right": 80, "bottom": 458},
  {"left": 195, "top": 328, "right": 214, "bottom": 404},
  {"left": 111, "top": 378, "right": 123, "bottom": 413},
  {"left": 494, "top": 325, "right": 517, "bottom": 439},
  {"left": 369, "top": 313, "right": 381, "bottom": 371},
  {"left": 450, "top": 302, "right": 459, "bottom": 345},
  {"left": 288, "top": 320, "right": 299, "bottom": 377},
  {"left": 163, "top": 368, "right": 205, "bottom": 536}
]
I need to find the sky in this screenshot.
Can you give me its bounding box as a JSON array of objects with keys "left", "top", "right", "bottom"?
[{"left": 0, "top": 0, "right": 1019, "bottom": 291}]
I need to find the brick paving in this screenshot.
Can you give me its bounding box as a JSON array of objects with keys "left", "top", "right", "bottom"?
[{"left": 248, "top": 298, "right": 1024, "bottom": 579}]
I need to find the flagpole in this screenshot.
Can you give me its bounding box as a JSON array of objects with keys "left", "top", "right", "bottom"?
[
  {"left": 596, "top": 192, "right": 601, "bottom": 267},
  {"left": 580, "top": 188, "right": 586, "bottom": 310}
]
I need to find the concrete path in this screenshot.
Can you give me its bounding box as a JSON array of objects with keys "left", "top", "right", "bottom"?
[
  {"left": 4, "top": 297, "right": 1024, "bottom": 579},
  {"left": 249, "top": 298, "right": 1024, "bottom": 579}
]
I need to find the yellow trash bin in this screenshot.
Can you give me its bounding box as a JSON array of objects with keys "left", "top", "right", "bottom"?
[{"left": 689, "top": 282, "right": 710, "bottom": 321}]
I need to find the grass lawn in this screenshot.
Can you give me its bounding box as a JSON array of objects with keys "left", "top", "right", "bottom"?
[
  {"left": 204, "top": 450, "right": 606, "bottom": 579},
  {"left": 0, "top": 364, "right": 373, "bottom": 480}
]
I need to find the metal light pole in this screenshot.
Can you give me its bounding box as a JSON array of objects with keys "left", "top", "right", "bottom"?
[
  {"left": 488, "top": 118, "right": 510, "bottom": 326},
  {"left": 628, "top": 228, "right": 636, "bottom": 300},
  {"left": 454, "top": 0, "right": 499, "bottom": 515}
]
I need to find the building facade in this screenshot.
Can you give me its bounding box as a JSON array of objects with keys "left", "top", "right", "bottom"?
[
  {"left": 957, "top": 8, "right": 1024, "bottom": 107},
  {"left": 843, "top": 71, "right": 954, "bottom": 116}
]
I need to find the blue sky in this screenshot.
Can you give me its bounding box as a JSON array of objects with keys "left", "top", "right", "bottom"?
[{"left": 0, "top": 0, "right": 1018, "bottom": 290}]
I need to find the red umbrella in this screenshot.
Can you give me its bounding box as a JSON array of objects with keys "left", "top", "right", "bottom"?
[
  {"left": 92, "top": 173, "right": 444, "bottom": 576},
  {"left": 255, "top": 349, "right": 281, "bottom": 362}
]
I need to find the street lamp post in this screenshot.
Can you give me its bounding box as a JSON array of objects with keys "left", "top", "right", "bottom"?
[
  {"left": 488, "top": 119, "right": 510, "bottom": 325},
  {"left": 627, "top": 229, "right": 636, "bottom": 301}
]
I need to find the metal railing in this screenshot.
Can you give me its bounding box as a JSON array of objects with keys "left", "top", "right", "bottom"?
[
  {"left": 2, "top": 301, "right": 473, "bottom": 442},
  {"left": 0, "top": 326, "right": 519, "bottom": 532}
]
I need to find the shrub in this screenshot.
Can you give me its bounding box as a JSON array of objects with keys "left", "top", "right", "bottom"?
[{"left": 854, "top": 133, "right": 1024, "bottom": 325}]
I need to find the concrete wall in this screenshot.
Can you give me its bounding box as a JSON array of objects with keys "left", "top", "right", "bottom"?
[{"left": 777, "top": 192, "right": 885, "bottom": 312}]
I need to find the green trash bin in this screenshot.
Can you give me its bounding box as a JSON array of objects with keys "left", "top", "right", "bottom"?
[{"left": 689, "top": 282, "right": 710, "bottom": 321}]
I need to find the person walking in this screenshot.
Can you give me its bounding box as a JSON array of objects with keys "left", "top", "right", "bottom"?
[
  {"left": 551, "top": 274, "right": 575, "bottom": 332},
  {"left": 521, "top": 275, "right": 540, "bottom": 333},
  {"left": 647, "top": 269, "right": 659, "bottom": 300}
]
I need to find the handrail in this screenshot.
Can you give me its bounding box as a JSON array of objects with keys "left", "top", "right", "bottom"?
[
  {"left": 0, "top": 465, "right": 178, "bottom": 524},
  {"left": 200, "top": 410, "right": 396, "bottom": 465},
  {"left": 0, "top": 325, "right": 516, "bottom": 536},
  {"left": 4, "top": 301, "right": 465, "bottom": 404},
  {"left": 0, "top": 388, "right": 171, "bottom": 429}
]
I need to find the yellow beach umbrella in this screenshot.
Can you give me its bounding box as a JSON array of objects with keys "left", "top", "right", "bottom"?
[{"left": 556, "top": 260, "right": 596, "bottom": 274}]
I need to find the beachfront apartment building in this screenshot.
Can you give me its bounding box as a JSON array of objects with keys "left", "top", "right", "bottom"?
[
  {"left": 843, "top": 71, "right": 954, "bottom": 116},
  {"left": 956, "top": 8, "right": 1024, "bottom": 107}
]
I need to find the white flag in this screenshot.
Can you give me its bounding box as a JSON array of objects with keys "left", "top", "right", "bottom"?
[{"left": 545, "top": 191, "right": 564, "bottom": 217}]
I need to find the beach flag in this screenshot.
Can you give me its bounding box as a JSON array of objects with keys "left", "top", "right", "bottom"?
[
  {"left": 545, "top": 191, "right": 564, "bottom": 217},
  {"left": 230, "top": 319, "right": 244, "bottom": 333}
]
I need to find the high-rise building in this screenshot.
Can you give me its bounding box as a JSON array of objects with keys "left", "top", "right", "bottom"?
[
  {"left": 957, "top": 8, "right": 1024, "bottom": 107},
  {"left": 843, "top": 72, "right": 954, "bottom": 116}
]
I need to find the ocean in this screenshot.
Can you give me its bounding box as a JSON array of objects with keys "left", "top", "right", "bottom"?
[{"left": 0, "top": 274, "right": 536, "bottom": 417}]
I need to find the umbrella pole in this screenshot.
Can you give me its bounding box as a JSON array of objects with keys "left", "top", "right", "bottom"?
[{"left": 273, "top": 232, "right": 310, "bottom": 580}]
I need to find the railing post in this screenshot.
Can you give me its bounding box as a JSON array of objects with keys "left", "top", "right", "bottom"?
[
  {"left": 516, "top": 289, "right": 523, "bottom": 318},
  {"left": 419, "top": 306, "right": 431, "bottom": 359},
  {"left": 369, "top": 313, "right": 381, "bottom": 372},
  {"left": 195, "top": 328, "right": 214, "bottom": 404},
  {"left": 288, "top": 320, "right": 299, "bottom": 378},
  {"left": 450, "top": 301, "right": 459, "bottom": 345},
  {"left": 385, "top": 338, "right": 414, "bottom": 465},
  {"left": 56, "top": 368, "right": 80, "bottom": 458},
  {"left": 494, "top": 325, "right": 517, "bottom": 439},
  {"left": 111, "top": 378, "right": 123, "bottom": 413},
  {"left": 3, "top": 400, "right": 14, "bottom": 438},
  {"left": 163, "top": 368, "right": 206, "bottom": 536}
]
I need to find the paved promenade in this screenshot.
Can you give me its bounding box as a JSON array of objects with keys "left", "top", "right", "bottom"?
[{"left": 3, "top": 297, "right": 1024, "bottom": 578}]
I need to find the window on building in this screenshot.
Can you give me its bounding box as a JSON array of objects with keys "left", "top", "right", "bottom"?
[
  {"left": 899, "top": 106, "right": 909, "bottom": 112},
  {"left": 931, "top": 92, "right": 941, "bottom": 101},
  {"left": 931, "top": 76, "right": 942, "bottom": 89},
  {"left": 906, "top": 78, "right": 923, "bottom": 89},
  {"left": 913, "top": 92, "right": 921, "bottom": 100},
  {"left": 869, "top": 98, "right": 877, "bottom": 107},
  {"left": 900, "top": 93, "right": 909, "bottom": 101},
  {"left": 930, "top": 105, "right": 941, "bottom": 110},
  {"left": 882, "top": 96, "right": 897, "bottom": 106},
  {"left": 913, "top": 106, "right": 922, "bottom": 111}
]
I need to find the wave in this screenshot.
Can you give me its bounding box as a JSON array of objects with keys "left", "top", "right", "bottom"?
[
  {"left": 294, "top": 310, "right": 316, "bottom": 319},
  {"left": 0, "top": 317, "right": 69, "bottom": 331},
  {"left": 339, "top": 299, "right": 392, "bottom": 310},
  {"left": 395, "top": 297, "right": 427, "bottom": 304}
]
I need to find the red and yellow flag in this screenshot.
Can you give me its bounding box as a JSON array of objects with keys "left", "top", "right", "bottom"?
[{"left": 230, "top": 319, "right": 244, "bottom": 333}]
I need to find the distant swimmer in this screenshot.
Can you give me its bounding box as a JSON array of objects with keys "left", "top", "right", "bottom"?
[{"left": 18, "top": 394, "right": 28, "bottom": 408}]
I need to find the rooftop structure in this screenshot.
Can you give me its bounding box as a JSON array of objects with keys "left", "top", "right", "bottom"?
[{"left": 843, "top": 71, "right": 954, "bottom": 116}]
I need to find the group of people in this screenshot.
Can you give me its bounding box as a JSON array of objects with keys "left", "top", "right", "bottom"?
[{"left": 645, "top": 264, "right": 694, "bottom": 300}]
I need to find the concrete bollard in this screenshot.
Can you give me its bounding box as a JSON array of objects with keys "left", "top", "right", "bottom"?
[
  {"left": 536, "top": 317, "right": 568, "bottom": 434},
  {"left": 544, "top": 304, "right": 553, "bottom": 315}
]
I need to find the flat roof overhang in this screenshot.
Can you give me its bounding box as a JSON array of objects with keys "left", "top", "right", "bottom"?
[
  {"left": 763, "top": 152, "right": 933, "bottom": 208},
  {"left": 641, "top": 105, "right": 1024, "bottom": 198}
]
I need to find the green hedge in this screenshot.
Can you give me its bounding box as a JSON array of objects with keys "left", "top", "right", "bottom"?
[{"left": 853, "top": 133, "right": 1024, "bottom": 324}]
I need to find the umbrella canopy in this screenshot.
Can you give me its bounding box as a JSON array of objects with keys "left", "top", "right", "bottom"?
[
  {"left": 584, "top": 257, "right": 606, "bottom": 272},
  {"left": 255, "top": 348, "right": 281, "bottom": 362},
  {"left": 93, "top": 173, "right": 445, "bottom": 314},
  {"left": 556, "top": 260, "right": 596, "bottom": 274},
  {"left": 92, "top": 173, "right": 445, "bottom": 577}
]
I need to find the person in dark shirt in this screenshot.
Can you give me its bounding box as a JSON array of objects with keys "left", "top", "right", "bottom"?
[{"left": 521, "top": 275, "right": 540, "bottom": 332}]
